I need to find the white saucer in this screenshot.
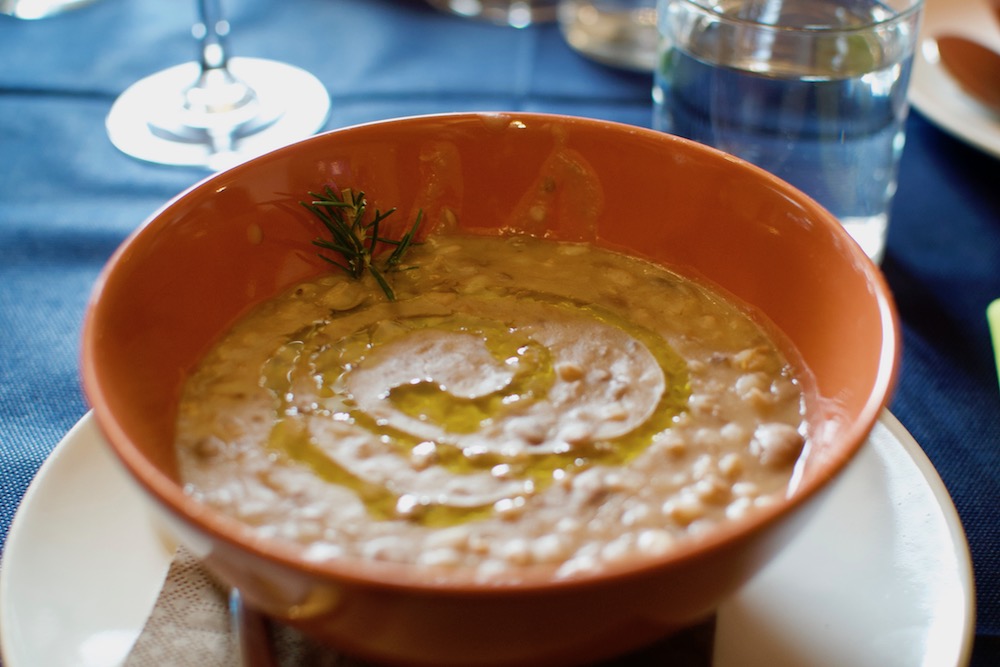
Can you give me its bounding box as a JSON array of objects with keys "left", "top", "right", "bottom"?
[
  {"left": 910, "top": 0, "right": 1000, "bottom": 158},
  {"left": 0, "top": 411, "right": 975, "bottom": 667}
]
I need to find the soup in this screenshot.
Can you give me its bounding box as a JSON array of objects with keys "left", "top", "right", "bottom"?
[{"left": 176, "top": 231, "right": 808, "bottom": 582}]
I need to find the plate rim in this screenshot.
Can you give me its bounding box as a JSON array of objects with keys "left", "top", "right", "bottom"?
[{"left": 910, "top": 0, "right": 1000, "bottom": 158}]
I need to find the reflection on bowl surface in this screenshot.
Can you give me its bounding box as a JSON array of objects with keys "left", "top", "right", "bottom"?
[{"left": 82, "top": 112, "right": 899, "bottom": 667}]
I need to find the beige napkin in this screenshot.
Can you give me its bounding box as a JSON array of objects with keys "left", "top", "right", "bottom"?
[
  {"left": 123, "top": 547, "right": 351, "bottom": 667},
  {"left": 124, "top": 546, "right": 715, "bottom": 666}
]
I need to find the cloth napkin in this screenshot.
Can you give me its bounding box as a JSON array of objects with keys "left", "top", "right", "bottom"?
[
  {"left": 123, "top": 547, "right": 350, "bottom": 667},
  {"left": 124, "top": 546, "right": 716, "bottom": 666}
]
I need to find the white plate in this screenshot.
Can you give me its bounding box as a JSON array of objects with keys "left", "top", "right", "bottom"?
[
  {"left": 910, "top": 0, "right": 1000, "bottom": 158},
  {"left": 0, "top": 411, "right": 976, "bottom": 667}
]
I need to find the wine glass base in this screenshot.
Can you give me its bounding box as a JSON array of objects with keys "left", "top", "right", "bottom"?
[
  {"left": 1, "top": 0, "right": 97, "bottom": 19},
  {"left": 106, "top": 57, "right": 330, "bottom": 171}
]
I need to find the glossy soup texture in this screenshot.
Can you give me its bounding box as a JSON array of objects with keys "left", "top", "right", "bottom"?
[{"left": 175, "top": 231, "right": 808, "bottom": 582}]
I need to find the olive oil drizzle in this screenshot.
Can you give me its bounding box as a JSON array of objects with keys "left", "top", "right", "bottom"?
[
  {"left": 260, "top": 291, "right": 691, "bottom": 526},
  {"left": 376, "top": 316, "right": 556, "bottom": 435}
]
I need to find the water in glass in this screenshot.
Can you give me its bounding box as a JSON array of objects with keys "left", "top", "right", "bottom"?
[{"left": 653, "top": 0, "right": 923, "bottom": 263}]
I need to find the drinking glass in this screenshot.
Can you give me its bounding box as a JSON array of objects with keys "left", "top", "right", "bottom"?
[
  {"left": 425, "top": 0, "right": 557, "bottom": 28},
  {"left": 653, "top": 0, "right": 924, "bottom": 263},
  {"left": 558, "top": 0, "right": 658, "bottom": 71},
  {"left": 106, "top": 0, "right": 330, "bottom": 170}
]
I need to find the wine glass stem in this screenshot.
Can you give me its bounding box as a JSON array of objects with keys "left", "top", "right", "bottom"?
[
  {"left": 184, "top": 0, "right": 258, "bottom": 136},
  {"left": 197, "top": 0, "right": 230, "bottom": 72}
]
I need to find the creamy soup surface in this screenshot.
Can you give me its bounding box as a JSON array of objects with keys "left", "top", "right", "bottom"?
[{"left": 176, "top": 231, "right": 809, "bottom": 582}]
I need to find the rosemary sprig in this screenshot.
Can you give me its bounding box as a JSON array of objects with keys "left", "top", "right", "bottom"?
[{"left": 301, "top": 186, "right": 422, "bottom": 301}]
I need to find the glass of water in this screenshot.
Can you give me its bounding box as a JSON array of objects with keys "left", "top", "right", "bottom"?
[
  {"left": 653, "top": 0, "right": 923, "bottom": 263},
  {"left": 558, "top": 0, "right": 658, "bottom": 71}
]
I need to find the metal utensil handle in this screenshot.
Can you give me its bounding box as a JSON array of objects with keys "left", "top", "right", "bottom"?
[{"left": 229, "top": 588, "right": 279, "bottom": 667}]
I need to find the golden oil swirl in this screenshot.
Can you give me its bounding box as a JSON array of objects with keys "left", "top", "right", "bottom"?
[{"left": 261, "top": 291, "right": 690, "bottom": 526}]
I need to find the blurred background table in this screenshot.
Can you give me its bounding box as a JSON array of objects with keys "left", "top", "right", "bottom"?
[{"left": 0, "top": 0, "right": 997, "bottom": 665}]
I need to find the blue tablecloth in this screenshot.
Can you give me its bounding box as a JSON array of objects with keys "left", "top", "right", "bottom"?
[{"left": 1, "top": 0, "right": 997, "bottom": 664}]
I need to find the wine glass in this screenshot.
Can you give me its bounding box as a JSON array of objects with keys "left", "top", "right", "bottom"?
[
  {"left": 1, "top": 0, "right": 96, "bottom": 20},
  {"left": 106, "top": 0, "right": 330, "bottom": 170}
]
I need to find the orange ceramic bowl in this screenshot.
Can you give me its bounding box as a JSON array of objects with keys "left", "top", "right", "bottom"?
[{"left": 81, "top": 113, "right": 899, "bottom": 666}]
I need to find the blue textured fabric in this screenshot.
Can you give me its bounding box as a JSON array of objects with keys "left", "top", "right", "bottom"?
[
  {"left": 885, "top": 112, "right": 1000, "bottom": 667},
  {"left": 0, "top": 0, "right": 997, "bottom": 665}
]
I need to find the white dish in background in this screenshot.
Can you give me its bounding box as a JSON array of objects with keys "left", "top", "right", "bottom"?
[
  {"left": 0, "top": 411, "right": 975, "bottom": 667},
  {"left": 910, "top": 0, "right": 1000, "bottom": 158}
]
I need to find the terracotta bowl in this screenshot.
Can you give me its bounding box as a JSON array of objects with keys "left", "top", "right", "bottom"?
[{"left": 81, "top": 112, "right": 899, "bottom": 666}]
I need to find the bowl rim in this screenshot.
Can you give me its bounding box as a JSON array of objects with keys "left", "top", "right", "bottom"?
[{"left": 81, "top": 111, "right": 901, "bottom": 593}]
